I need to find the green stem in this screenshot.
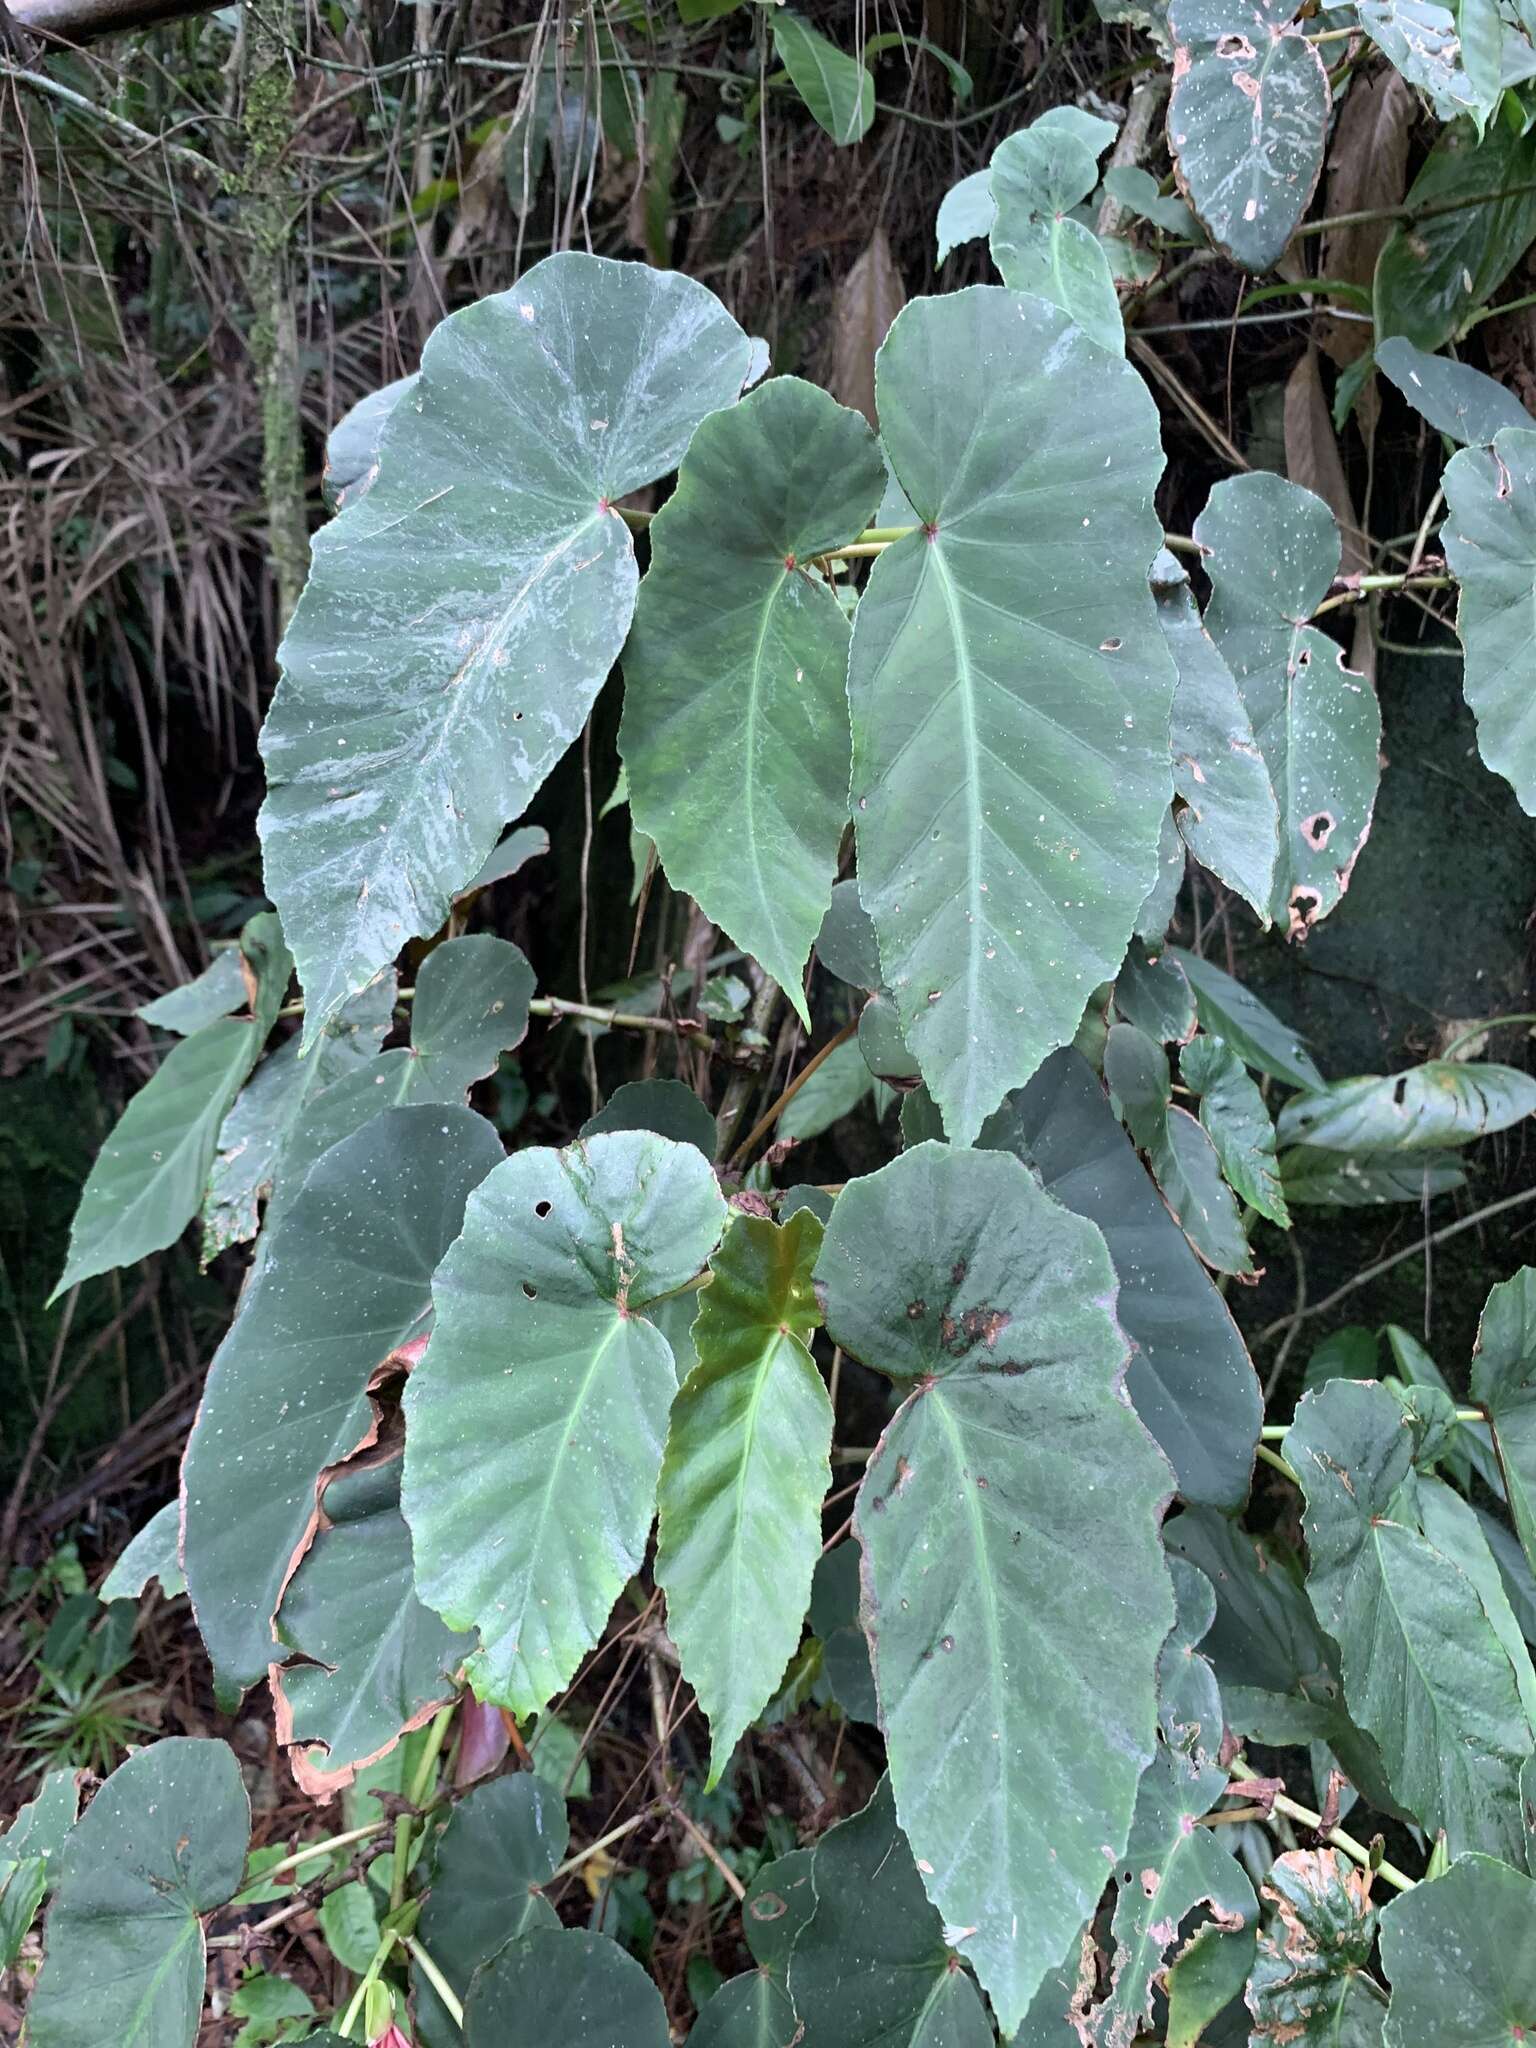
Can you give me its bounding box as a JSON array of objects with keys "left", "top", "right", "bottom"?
[
  {"left": 1259, "top": 1409, "right": 1483, "bottom": 1443},
  {"left": 408, "top": 1701, "right": 457, "bottom": 1808},
  {"left": 1254, "top": 1441, "right": 1299, "bottom": 1484},
  {"left": 337, "top": 1930, "right": 397, "bottom": 2039},
  {"left": 1228, "top": 1762, "right": 1417, "bottom": 1893},
  {"left": 1294, "top": 176, "right": 1536, "bottom": 242},
  {"left": 1462, "top": 286, "right": 1536, "bottom": 332},
  {"left": 257, "top": 1820, "right": 385, "bottom": 1884},
  {"left": 1311, "top": 573, "right": 1453, "bottom": 618},
  {"left": 403, "top": 1936, "right": 465, "bottom": 2029},
  {"left": 389, "top": 1812, "right": 413, "bottom": 1914}
]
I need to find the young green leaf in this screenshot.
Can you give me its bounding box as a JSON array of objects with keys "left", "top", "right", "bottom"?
[
  {"left": 403, "top": 1131, "right": 726, "bottom": 1717},
  {"left": 1106, "top": 1022, "right": 1255, "bottom": 1276},
  {"left": 1150, "top": 549, "right": 1280, "bottom": 921},
  {"left": 52, "top": 913, "right": 290, "bottom": 1300},
  {"left": 771, "top": 12, "right": 874, "bottom": 144},
  {"left": 1285, "top": 1378, "right": 1533, "bottom": 1860},
  {"left": 988, "top": 111, "right": 1122, "bottom": 351},
  {"left": 1469, "top": 1267, "right": 1536, "bottom": 1577},
  {"left": 620, "top": 378, "right": 883, "bottom": 1023},
  {"left": 1181, "top": 1032, "right": 1290, "bottom": 1226},
  {"left": 1164, "top": 946, "right": 1324, "bottom": 1090},
  {"left": 1378, "top": 1853, "right": 1536, "bottom": 2046},
  {"left": 27, "top": 1739, "right": 249, "bottom": 2048},
  {"left": 1443, "top": 428, "right": 1536, "bottom": 816},
  {"left": 414, "top": 1774, "right": 567, "bottom": 2048},
  {"left": 272, "top": 1455, "right": 472, "bottom": 1798},
  {"left": 1115, "top": 939, "right": 1197, "bottom": 1045},
  {"left": 260, "top": 253, "right": 753, "bottom": 1045},
  {"left": 182, "top": 1104, "right": 504, "bottom": 1697},
  {"left": 980, "top": 1049, "right": 1261, "bottom": 1507},
  {"left": 656, "top": 1209, "right": 831, "bottom": 1787},
  {"left": 786, "top": 1777, "right": 992, "bottom": 2048},
  {"left": 1167, "top": 0, "right": 1331, "bottom": 272},
  {"left": 1195, "top": 472, "right": 1380, "bottom": 937},
  {"left": 848, "top": 286, "right": 1176, "bottom": 1144},
  {"left": 817, "top": 1142, "right": 1175, "bottom": 2036},
  {"left": 1246, "top": 1848, "right": 1386, "bottom": 2046}
]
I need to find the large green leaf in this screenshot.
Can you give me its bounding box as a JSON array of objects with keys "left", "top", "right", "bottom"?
[
  {"left": 414, "top": 1774, "right": 567, "bottom": 2048},
  {"left": 1077, "top": 1747, "right": 1257, "bottom": 2048},
  {"left": 1167, "top": 0, "right": 1331, "bottom": 272},
  {"left": 847, "top": 286, "right": 1176, "bottom": 1144},
  {"left": 1377, "top": 335, "right": 1531, "bottom": 446},
  {"left": 202, "top": 973, "right": 395, "bottom": 1260},
  {"left": 620, "top": 379, "right": 883, "bottom": 1021},
  {"left": 1443, "top": 428, "right": 1536, "bottom": 816},
  {"left": 1105, "top": 1022, "right": 1254, "bottom": 1275},
  {"left": 1285, "top": 1378, "right": 1533, "bottom": 1859},
  {"left": 786, "top": 1777, "right": 992, "bottom": 2048},
  {"left": 182, "top": 1105, "right": 503, "bottom": 1697},
  {"left": 979, "top": 1050, "right": 1262, "bottom": 1508},
  {"left": 27, "top": 1740, "right": 248, "bottom": 2048},
  {"left": 689, "top": 1970, "right": 799, "bottom": 2048},
  {"left": 1374, "top": 119, "right": 1536, "bottom": 352},
  {"left": 1470, "top": 1268, "right": 1536, "bottom": 1577},
  {"left": 1165, "top": 946, "right": 1324, "bottom": 1089},
  {"left": 771, "top": 12, "right": 874, "bottom": 143},
  {"left": 1415, "top": 1471, "right": 1536, "bottom": 1730},
  {"left": 403, "top": 1131, "right": 726, "bottom": 1716},
  {"left": 655, "top": 1210, "right": 831, "bottom": 1787},
  {"left": 816, "top": 1143, "right": 1174, "bottom": 2035},
  {"left": 1181, "top": 1032, "right": 1289, "bottom": 1225},
  {"left": 463, "top": 1926, "right": 670, "bottom": 2048},
  {"left": 1246, "top": 1849, "right": 1386, "bottom": 2046},
  {"left": 988, "top": 111, "right": 1122, "bottom": 352},
  {"left": 1195, "top": 473, "right": 1380, "bottom": 936},
  {"left": 1150, "top": 549, "right": 1279, "bottom": 920},
  {"left": 260, "top": 254, "right": 753, "bottom": 1045},
  {"left": 272, "top": 1455, "right": 472, "bottom": 1797},
  {"left": 52, "top": 914, "right": 290, "bottom": 1299},
  {"left": 1379, "top": 1853, "right": 1536, "bottom": 2045},
  {"left": 1277, "top": 1061, "right": 1536, "bottom": 1151}
]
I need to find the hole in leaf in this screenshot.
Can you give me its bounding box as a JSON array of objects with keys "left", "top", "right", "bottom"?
[
  {"left": 534, "top": 1199, "right": 552, "bottom": 1218},
  {"left": 522, "top": 1281, "right": 537, "bottom": 1299}
]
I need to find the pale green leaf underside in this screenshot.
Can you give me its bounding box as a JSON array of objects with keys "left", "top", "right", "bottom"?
[
  {"left": 260, "top": 252, "right": 752, "bottom": 1045},
  {"left": 1377, "top": 335, "right": 1531, "bottom": 446},
  {"left": 656, "top": 1210, "right": 831, "bottom": 1787},
  {"left": 1196, "top": 472, "right": 1380, "bottom": 934},
  {"left": 1443, "top": 428, "right": 1536, "bottom": 817},
  {"left": 818, "top": 1143, "right": 1174, "bottom": 2036},
  {"left": 26, "top": 1740, "right": 248, "bottom": 2048},
  {"left": 621, "top": 378, "right": 883, "bottom": 1022},
  {"left": 403, "top": 1132, "right": 726, "bottom": 1718},
  {"left": 182, "top": 1105, "right": 503, "bottom": 1695},
  {"left": 1150, "top": 549, "right": 1279, "bottom": 920},
  {"left": 1167, "top": 0, "right": 1331, "bottom": 272},
  {"left": 1285, "top": 1379, "right": 1533, "bottom": 1861},
  {"left": 1277, "top": 1062, "right": 1536, "bottom": 1152},
  {"left": 848, "top": 287, "right": 1176, "bottom": 1144}
]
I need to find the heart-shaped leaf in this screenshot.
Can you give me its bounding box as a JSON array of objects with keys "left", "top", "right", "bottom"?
[
  {"left": 817, "top": 1142, "right": 1174, "bottom": 2034},
  {"left": 403, "top": 1131, "right": 726, "bottom": 1716},
  {"left": 988, "top": 111, "right": 1122, "bottom": 351},
  {"left": 260, "top": 253, "right": 753, "bottom": 1044},
  {"left": 848, "top": 286, "right": 1175, "bottom": 1143},
  {"left": 621, "top": 378, "right": 883, "bottom": 1020}
]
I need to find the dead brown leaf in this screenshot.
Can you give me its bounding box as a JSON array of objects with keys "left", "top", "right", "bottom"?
[
  {"left": 830, "top": 227, "right": 906, "bottom": 429},
  {"left": 1319, "top": 70, "right": 1415, "bottom": 366}
]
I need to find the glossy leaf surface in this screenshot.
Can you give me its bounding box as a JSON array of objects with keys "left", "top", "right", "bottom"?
[
  {"left": 1374, "top": 121, "right": 1536, "bottom": 353},
  {"left": 848, "top": 286, "right": 1175, "bottom": 1143},
  {"left": 771, "top": 12, "right": 873, "bottom": 143},
  {"left": 1277, "top": 1061, "right": 1536, "bottom": 1152},
  {"left": 818, "top": 1142, "right": 1174, "bottom": 2034},
  {"left": 1165, "top": 946, "right": 1324, "bottom": 1089},
  {"left": 403, "top": 1131, "right": 726, "bottom": 1715},
  {"left": 656, "top": 1210, "right": 831, "bottom": 1786},
  {"left": 621, "top": 378, "right": 883, "bottom": 1020},
  {"left": 182, "top": 1105, "right": 503, "bottom": 1695},
  {"left": 260, "top": 253, "right": 752, "bottom": 1043}
]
